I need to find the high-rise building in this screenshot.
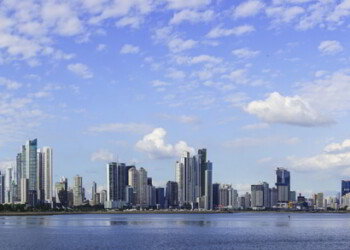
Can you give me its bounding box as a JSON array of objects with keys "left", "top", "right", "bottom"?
[
  {"left": 20, "top": 178, "right": 28, "bottom": 204},
  {"left": 15, "top": 153, "right": 21, "bottom": 202},
  {"left": 212, "top": 183, "right": 220, "bottom": 209},
  {"left": 5, "top": 167, "right": 13, "bottom": 204},
  {"left": 204, "top": 161, "right": 213, "bottom": 210},
  {"left": 55, "top": 177, "right": 68, "bottom": 207},
  {"left": 219, "top": 184, "right": 233, "bottom": 207},
  {"left": 156, "top": 187, "right": 165, "bottom": 209},
  {"left": 316, "top": 193, "right": 324, "bottom": 208},
  {"left": 275, "top": 168, "right": 290, "bottom": 203},
  {"left": 42, "top": 147, "right": 53, "bottom": 203},
  {"left": 270, "top": 187, "right": 278, "bottom": 207},
  {"left": 251, "top": 184, "right": 263, "bottom": 208},
  {"left": 244, "top": 192, "right": 251, "bottom": 208},
  {"left": 73, "top": 175, "right": 83, "bottom": 206},
  {"left": 233, "top": 189, "right": 239, "bottom": 208},
  {"left": 341, "top": 180, "right": 350, "bottom": 196},
  {"left": 147, "top": 177, "right": 152, "bottom": 186},
  {"left": 100, "top": 190, "right": 107, "bottom": 205},
  {"left": 125, "top": 186, "right": 134, "bottom": 205},
  {"left": 198, "top": 148, "right": 207, "bottom": 197},
  {"left": 128, "top": 167, "right": 140, "bottom": 205},
  {"left": 290, "top": 191, "right": 296, "bottom": 202},
  {"left": 106, "top": 162, "right": 126, "bottom": 203},
  {"left": 92, "top": 181, "right": 97, "bottom": 204},
  {"left": 262, "top": 182, "right": 270, "bottom": 208},
  {"left": 139, "top": 167, "right": 148, "bottom": 207},
  {"left": 37, "top": 150, "right": 45, "bottom": 203},
  {"left": 166, "top": 181, "right": 178, "bottom": 208},
  {"left": 175, "top": 160, "right": 184, "bottom": 205},
  {"left": 0, "top": 171, "right": 5, "bottom": 204},
  {"left": 125, "top": 165, "right": 134, "bottom": 186},
  {"left": 24, "top": 139, "right": 38, "bottom": 206}
]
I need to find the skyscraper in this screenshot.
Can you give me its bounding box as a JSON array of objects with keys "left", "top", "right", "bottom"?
[
  {"left": 204, "top": 161, "right": 213, "bottom": 210},
  {"left": 198, "top": 148, "right": 207, "bottom": 197},
  {"left": 42, "top": 147, "right": 53, "bottom": 203},
  {"left": 175, "top": 160, "right": 184, "bottom": 205},
  {"left": 156, "top": 187, "right": 165, "bottom": 209},
  {"left": 37, "top": 150, "right": 45, "bottom": 203},
  {"left": 106, "top": 162, "right": 126, "bottom": 203},
  {"left": 166, "top": 181, "right": 178, "bottom": 208},
  {"left": 139, "top": 167, "right": 148, "bottom": 207},
  {"left": 92, "top": 181, "right": 97, "bottom": 204},
  {"left": 128, "top": 167, "right": 140, "bottom": 205},
  {"left": 341, "top": 180, "right": 350, "bottom": 196},
  {"left": 0, "top": 171, "right": 5, "bottom": 204},
  {"left": 275, "top": 168, "right": 290, "bottom": 203},
  {"left": 73, "top": 175, "right": 83, "bottom": 206},
  {"left": 25, "top": 139, "right": 38, "bottom": 206},
  {"left": 55, "top": 177, "right": 68, "bottom": 207},
  {"left": 251, "top": 184, "right": 264, "bottom": 208},
  {"left": 5, "top": 167, "right": 13, "bottom": 204},
  {"left": 212, "top": 183, "right": 220, "bottom": 209}
]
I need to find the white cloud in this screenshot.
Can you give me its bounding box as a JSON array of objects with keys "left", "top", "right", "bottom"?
[
  {"left": 174, "top": 54, "right": 222, "bottom": 65},
  {"left": 96, "top": 44, "right": 106, "bottom": 51},
  {"left": 318, "top": 40, "right": 343, "bottom": 55},
  {"left": 232, "top": 48, "right": 260, "bottom": 59},
  {"left": 67, "top": 63, "right": 93, "bottom": 79},
  {"left": 244, "top": 92, "right": 333, "bottom": 126},
  {"left": 91, "top": 149, "right": 114, "bottom": 162},
  {"left": 88, "top": 123, "right": 152, "bottom": 134},
  {"left": 222, "top": 69, "right": 248, "bottom": 84},
  {"left": 116, "top": 16, "right": 143, "bottom": 29},
  {"left": 207, "top": 24, "right": 255, "bottom": 38},
  {"left": 324, "top": 139, "right": 350, "bottom": 153},
  {"left": 234, "top": 0, "right": 265, "bottom": 19},
  {"left": 152, "top": 80, "right": 170, "bottom": 87},
  {"left": 242, "top": 123, "right": 269, "bottom": 130},
  {"left": 166, "top": 0, "right": 211, "bottom": 10},
  {"left": 166, "top": 68, "right": 186, "bottom": 79},
  {"left": 169, "top": 9, "right": 214, "bottom": 25},
  {"left": 0, "top": 77, "right": 22, "bottom": 90},
  {"left": 120, "top": 44, "right": 140, "bottom": 54},
  {"left": 266, "top": 6, "right": 305, "bottom": 24},
  {"left": 224, "top": 92, "right": 249, "bottom": 107},
  {"left": 158, "top": 114, "right": 200, "bottom": 124},
  {"left": 135, "top": 128, "right": 194, "bottom": 159},
  {"left": 299, "top": 70, "right": 350, "bottom": 114},
  {"left": 168, "top": 38, "right": 197, "bottom": 53}
]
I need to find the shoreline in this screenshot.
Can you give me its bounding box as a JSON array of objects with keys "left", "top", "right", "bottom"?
[{"left": 0, "top": 210, "right": 349, "bottom": 216}]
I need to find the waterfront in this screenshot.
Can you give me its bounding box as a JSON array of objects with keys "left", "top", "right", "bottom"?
[{"left": 1, "top": 213, "right": 350, "bottom": 250}]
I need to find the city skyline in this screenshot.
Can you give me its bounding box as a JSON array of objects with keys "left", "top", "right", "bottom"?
[{"left": 1, "top": 0, "right": 350, "bottom": 197}]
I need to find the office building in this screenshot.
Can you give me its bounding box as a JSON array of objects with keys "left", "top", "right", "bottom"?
[
  {"left": 21, "top": 178, "right": 28, "bottom": 204},
  {"left": 276, "top": 168, "right": 290, "bottom": 203},
  {"left": 106, "top": 162, "right": 126, "bottom": 203},
  {"left": 73, "top": 175, "right": 83, "bottom": 206},
  {"left": 156, "top": 187, "right": 165, "bottom": 209},
  {"left": 55, "top": 177, "right": 68, "bottom": 207},
  {"left": 198, "top": 148, "right": 207, "bottom": 197},
  {"left": 270, "top": 187, "right": 278, "bottom": 207},
  {"left": 100, "top": 190, "right": 107, "bottom": 205},
  {"left": 24, "top": 139, "right": 38, "bottom": 206},
  {"left": 212, "top": 183, "right": 220, "bottom": 209},
  {"left": 128, "top": 167, "right": 140, "bottom": 205},
  {"left": 0, "top": 171, "right": 5, "bottom": 204},
  {"left": 5, "top": 167, "right": 13, "bottom": 204},
  {"left": 92, "top": 181, "right": 97, "bottom": 204},
  {"left": 341, "top": 180, "right": 350, "bottom": 196},
  {"left": 42, "top": 147, "right": 53, "bottom": 203},
  {"left": 204, "top": 161, "right": 213, "bottom": 210},
  {"left": 251, "top": 184, "right": 264, "bottom": 208},
  {"left": 166, "top": 181, "right": 178, "bottom": 208},
  {"left": 139, "top": 167, "right": 148, "bottom": 207}
]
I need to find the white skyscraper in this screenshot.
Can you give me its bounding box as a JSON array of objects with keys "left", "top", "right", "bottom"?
[
  {"left": 42, "top": 147, "right": 53, "bottom": 203},
  {"left": 175, "top": 161, "right": 184, "bottom": 205},
  {"left": 5, "top": 167, "right": 13, "bottom": 204},
  {"left": 73, "top": 175, "right": 83, "bottom": 206},
  {"left": 204, "top": 161, "right": 213, "bottom": 210},
  {"left": 139, "top": 167, "right": 148, "bottom": 207},
  {"left": 128, "top": 167, "right": 140, "bottom": 205}
]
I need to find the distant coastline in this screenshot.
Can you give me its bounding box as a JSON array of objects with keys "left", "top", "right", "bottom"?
[{"left": 1, "top": 210, "right": 350, "bottom": 216}]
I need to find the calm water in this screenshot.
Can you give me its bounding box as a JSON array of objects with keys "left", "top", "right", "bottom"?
[{"left": 0, "top": 213, "right": 350, "bottom": 250}]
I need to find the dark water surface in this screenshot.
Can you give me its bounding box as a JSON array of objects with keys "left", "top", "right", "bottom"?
[{"left": 1, "top": 213, "right": 350, "bottom": 250}]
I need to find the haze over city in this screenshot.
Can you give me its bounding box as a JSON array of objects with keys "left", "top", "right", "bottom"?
[{"left": 1, "top": 0, "right": 350, "bottom": 198}]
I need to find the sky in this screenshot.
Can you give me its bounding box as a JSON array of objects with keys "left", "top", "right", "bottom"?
[{"left": 1, "top": 0, "right": 350, "bottom": 198}]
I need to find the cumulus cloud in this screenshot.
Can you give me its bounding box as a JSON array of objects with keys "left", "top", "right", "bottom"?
[
  {"left": 234, "top": 0, "right": 265, "bottom": 19},
  {"left": 266, "top": 6, "right": 305, "bottom": 24},
  {"left": 91, "top": 149, "right": 114, "bottom": 162},
  {"left": 116, "top": 16, "right": 143, "bottom": 29},
  {"left": 88, "top": 123, "right": 152, "bottom": 134},
  {"left": 207, "top": 24, "right": 255, "bottom": 38},
  {"left": 244, "top": 92, "right": 333, "bottom": 127},
  {"left": 0, "top": 77, "right": 22, "bottom": 90},
  {"left": 135, "top": 128, "right": 194, "bottom": 159},
  {"left": 168, "top": 38, "right": 197, "bottom": 53},
  {"left": 169, "top": 9, "right": 214, "bottom": 25},
  {"left": 67, "top": 63, "right": 93, "bottom": 79},
  {"left": 166, "top": 0, "right": 211, "bottom": 10},
  {"left": 324, "top": 139, "right": 350, "bottom": 153},
  {"left": 318, "top": 40, "right": 343, "bottom": 55},
  {"left": 232, "top": 48, "right": 260, "bottom": 59},
  {"left": 120, "top": 44, "right": 140, "bottom": 54},
  {"left": 173, "top": 54, "right": 222, "bottom": 65}
]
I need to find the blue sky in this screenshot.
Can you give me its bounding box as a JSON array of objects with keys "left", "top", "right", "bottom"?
[{"left": 1, "top": 0, "right": 350, "bottom": 197}]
